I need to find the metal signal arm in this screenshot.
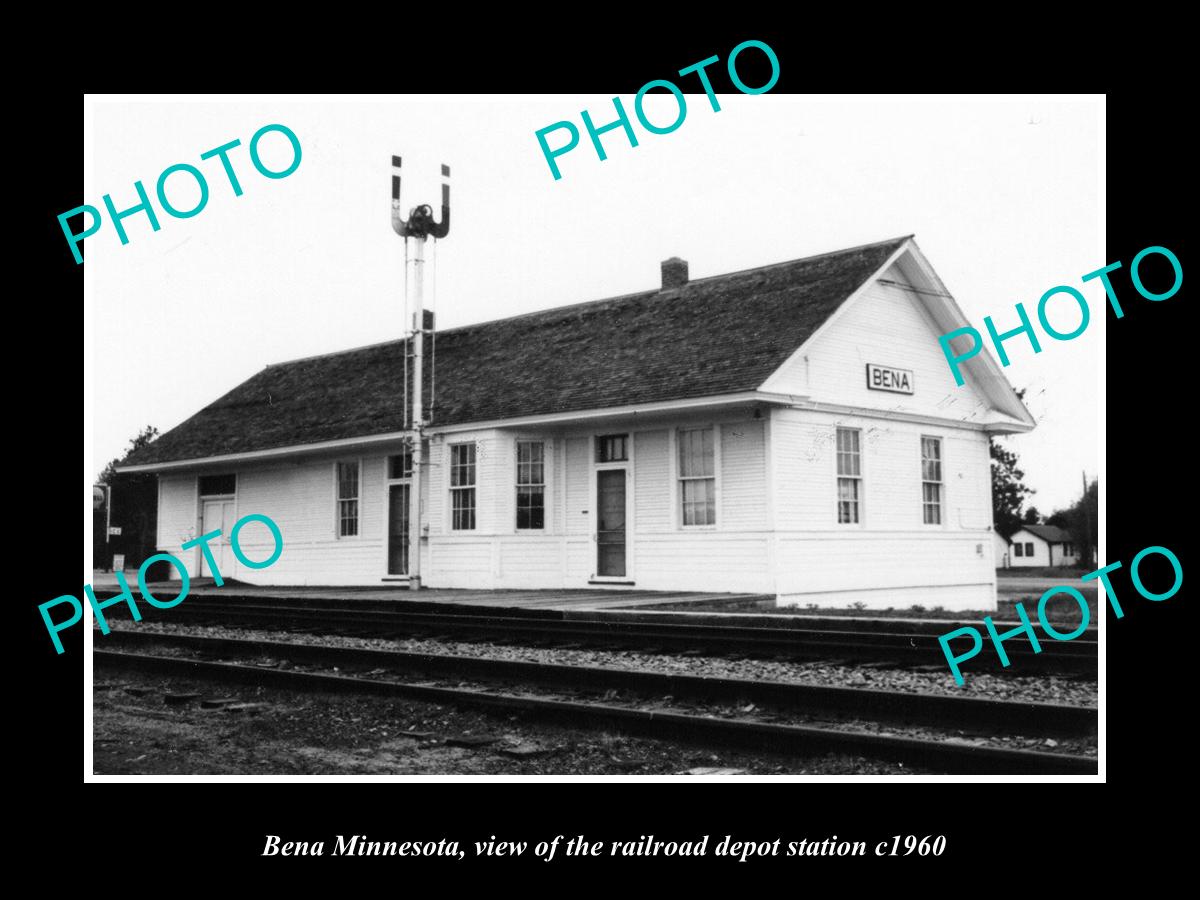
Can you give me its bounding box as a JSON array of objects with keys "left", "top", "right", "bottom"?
[{"left": 391, "top": 157, "right": 450, "bottom": 239}]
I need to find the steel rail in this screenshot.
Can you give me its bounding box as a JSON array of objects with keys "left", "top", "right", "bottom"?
[
  {"left": 102, "top": 597, "right": 1094, "bottom": 671},
  {"left": 102, "top": 629, "right": 1096, "bottom": 734},
  {"left": 94, "top": 640, "right": 1098, "bottom": 775}
]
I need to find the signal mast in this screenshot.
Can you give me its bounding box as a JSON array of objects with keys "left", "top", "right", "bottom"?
[{"left": 390, "top": 156, "right": 450, "bottom": 590}]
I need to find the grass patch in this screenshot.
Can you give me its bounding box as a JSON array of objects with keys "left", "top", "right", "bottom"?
[{"left": 632, "top": 588, "right": 1098, "bottom": 627}]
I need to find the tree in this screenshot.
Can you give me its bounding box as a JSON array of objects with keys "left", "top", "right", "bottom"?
[
  {"left": 96, "top": 425, "right": 161, "bottom": 571},
  {"left": 1048, "top": 478, "right": 1098, "bottom": 568},
  {"left": 1046, "top": 508, "right": 1071, "bottom": 528},
  {"left": 1074, "top": 478, "right": 1098, "bottom": 568},
  {"left": 97, "top": 425, "right": 159, "bottom": 484},
  {"left": 990, "top": 438, "right": 1035, "bottom": 538},
  {"left": 1022, "top": 506, "right": 1043, "bottom": 525}
]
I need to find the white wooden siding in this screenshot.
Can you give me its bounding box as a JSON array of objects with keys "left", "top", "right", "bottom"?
[
  {"left": 1009, "top": 531, "right": 1050, "bottom": 566},
  {"left": 634, "top": 429, "right": 670, "bottom": 533},
  {"left": 770, "top": 406, "right": 996, "bottom": 611},
  {"left": 158, "top": 474, "right": 197, "bottom": 552},
  {"left": 767, "top": 263, "right": 994, "bottom": 421},
  {"left": 720, "top": 421, "right": 766, "bottom": 531},
  {"left": 633, "top": 533, "right": 773, "bottom": 592},
  {"left": 421, "top": 415, "right": 771, "bottom": 591},
  {"left": 230, "top": 454, "right": 385, "bottom": 585},
  {"left": 564, "top": 437, "right": 590, "bottom": 536}
]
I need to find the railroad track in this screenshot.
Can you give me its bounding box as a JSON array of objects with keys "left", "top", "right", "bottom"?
[
  {"left": 95, "top": 630, "right": 1098, "bottom": 775},
  {"left": 96, "top": 594, "right": 1096, "bottom": 674}
]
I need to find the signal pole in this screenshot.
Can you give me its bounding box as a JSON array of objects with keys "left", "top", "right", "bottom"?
[{"left": 391, "top": 157, "right": 450, "bottom": 591}]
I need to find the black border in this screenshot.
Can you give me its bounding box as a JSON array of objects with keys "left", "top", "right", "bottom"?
[{"left": 30, "top": 30, "right": 1187, "bottom": 883}]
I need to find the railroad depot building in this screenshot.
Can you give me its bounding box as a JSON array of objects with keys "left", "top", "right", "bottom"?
[{"left": 118, "top": 236, "right": 1035, "bottom": 610}]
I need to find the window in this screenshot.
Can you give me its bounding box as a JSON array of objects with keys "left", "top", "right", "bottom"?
[
  {"left": 596, "top": 434, "right": 629, "bottom": 463},
  {"left": 198, "top": 473, "right": 236, "bottom": 496},
  {"left": 336, "top": 461, "right": 359, "bottom": 537},
  {"left": 921, "top": 436, "right": 943, "bottom": 525},
  {"left": 388, "top": 450, "right": 412, "bottom": 479},
  {"left": 836, "top": 427, "right": 862, "bottom": 524},
  {"left": 1014, "top": 543, "right": 1024, "bottom": 557},
  {"left": 516, "top": 441, "right": 545, "bottom": 530},
  {"left": 1065, "top": 542, "right": 1076, "bottom": 556},
  {"left": 678, "top": 427, "right": 715, "bottom": 526},
  {"left": 1025, "top": 542, "right": 1034, "bottom": 556},
  {"left": 450, "top": 443, "right": 476, "bottom": 530}
]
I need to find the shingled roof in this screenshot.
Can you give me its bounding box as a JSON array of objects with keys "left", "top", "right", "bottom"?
[
  {"left": 1019, "top": 524, "right": 1073, "bottom": 544},
  {"left": 123, "top": 236, "right": 909, "bottom": 467}
]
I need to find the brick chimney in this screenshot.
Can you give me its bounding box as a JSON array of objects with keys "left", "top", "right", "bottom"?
[{"left": 661, "top": 257, "right": 689, "bottom": 289}]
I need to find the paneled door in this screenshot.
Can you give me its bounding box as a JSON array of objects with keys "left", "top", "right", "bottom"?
[
  {"left": 387, "top": 483, "right": 410, "bottom": 576},
  {"left": 199, "top": 499, "right": 234, "bottom": 578},
  {"left": 596, "top": 469, "right": 627, "bottom": 577}
]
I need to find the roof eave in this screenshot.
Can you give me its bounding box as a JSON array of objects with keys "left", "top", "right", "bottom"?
[{"left": 114, "top": 391, "right": 791, "bottom": 473}]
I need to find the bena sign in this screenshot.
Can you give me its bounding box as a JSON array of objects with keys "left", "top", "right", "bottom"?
[{"left": 865, "top": 363, "right": 913, "bottom": 394}]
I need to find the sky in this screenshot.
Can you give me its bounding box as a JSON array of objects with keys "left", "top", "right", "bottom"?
[{"left": 86, "top": 95, "right": 1101, "bottom": 514}]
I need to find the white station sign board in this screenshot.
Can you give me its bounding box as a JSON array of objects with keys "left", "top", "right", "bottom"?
[{"left": 865, "top": 363, "right": 914, "bottom": 395}]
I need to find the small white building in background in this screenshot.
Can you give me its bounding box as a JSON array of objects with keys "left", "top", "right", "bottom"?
[
  {"left": 1008, "top": 524, "right": 1081, "bottom": 568},
  {"left": 117, "top": 236, "right": 1036, "bottom": 611}
]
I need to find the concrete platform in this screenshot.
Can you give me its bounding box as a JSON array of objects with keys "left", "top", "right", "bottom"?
[{"left": 89, "top": 571, "right": 770, "bottom": 612}]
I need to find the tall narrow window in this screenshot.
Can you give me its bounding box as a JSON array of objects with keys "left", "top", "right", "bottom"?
[
  {"left": 516, "top": 441, "right": 545, "bottom": 530},
  {"left": 836, "top": 427, "right": 861, "bottom": 524},
  {"left": 450, "top": 443, "right": 476, "bottom": 531},
  {"left": 336, "top": 461, "right": 359, "bottom": 537},
  {"left": 678, "top": 427, "right": 716, "bottom": 526},
  {"left": 921, "top": 436, "right": 943, "bottom": 525},
  {"left": 1014, "top": 543, "right": 1024, "bottom": 557}
]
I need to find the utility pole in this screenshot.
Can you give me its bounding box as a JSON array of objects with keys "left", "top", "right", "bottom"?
[{"left": 390, "top": 156, "right": 450, "bottom": 591}]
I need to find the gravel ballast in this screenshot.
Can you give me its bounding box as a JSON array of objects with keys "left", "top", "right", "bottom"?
[{"left": 102, "top": 620, "right": 1098, "bottom": 708}]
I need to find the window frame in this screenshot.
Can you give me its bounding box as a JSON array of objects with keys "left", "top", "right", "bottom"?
[
  {"left": 515, "top": 439, "right": 547, "bottom": 532},
  {"left": 591, "top": 431, "right": 636, "bottom": 583},
  {"left": 676, "top": 425, "right": 718, "bottom": 529},
  {"left": 595, "top": 433, "right": 630, "bottom": 464},
  {"left": 1025, "top": 541, "right": 1035, "bottom": 557},
  {"left": 835, "top": 426, "right": 863, "bottom": 525},
  {"left": 387, "top": 449, "right": 413, "bottom": 481},
  {"left": 449, "top": 442, "right": 477, "bottom": 532},
  {"left": 920, "top": 435, "right": 944, "bottom": 526},
  {"left": 1014, "top": 542, "right": 1024, "bottom": 557},
  {"left": 198, "top": 473, "right": 237, "bottom": 497},
  {"left": 334, "top": 459, "right": 361, "bottom": 539}
]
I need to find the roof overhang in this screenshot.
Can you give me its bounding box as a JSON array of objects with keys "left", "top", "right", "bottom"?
[
  {"left": 891, "top": 240, "right": 1037, "bottom": 428},
  {"left": 114, "top": 429, "right": 418, "bottom": 474},
  {"left": 758, "top": 238, "right": 1037, "bottom": 431},
  {"left": 114, "top": 391, "right": 793, "bottom": 473}
]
